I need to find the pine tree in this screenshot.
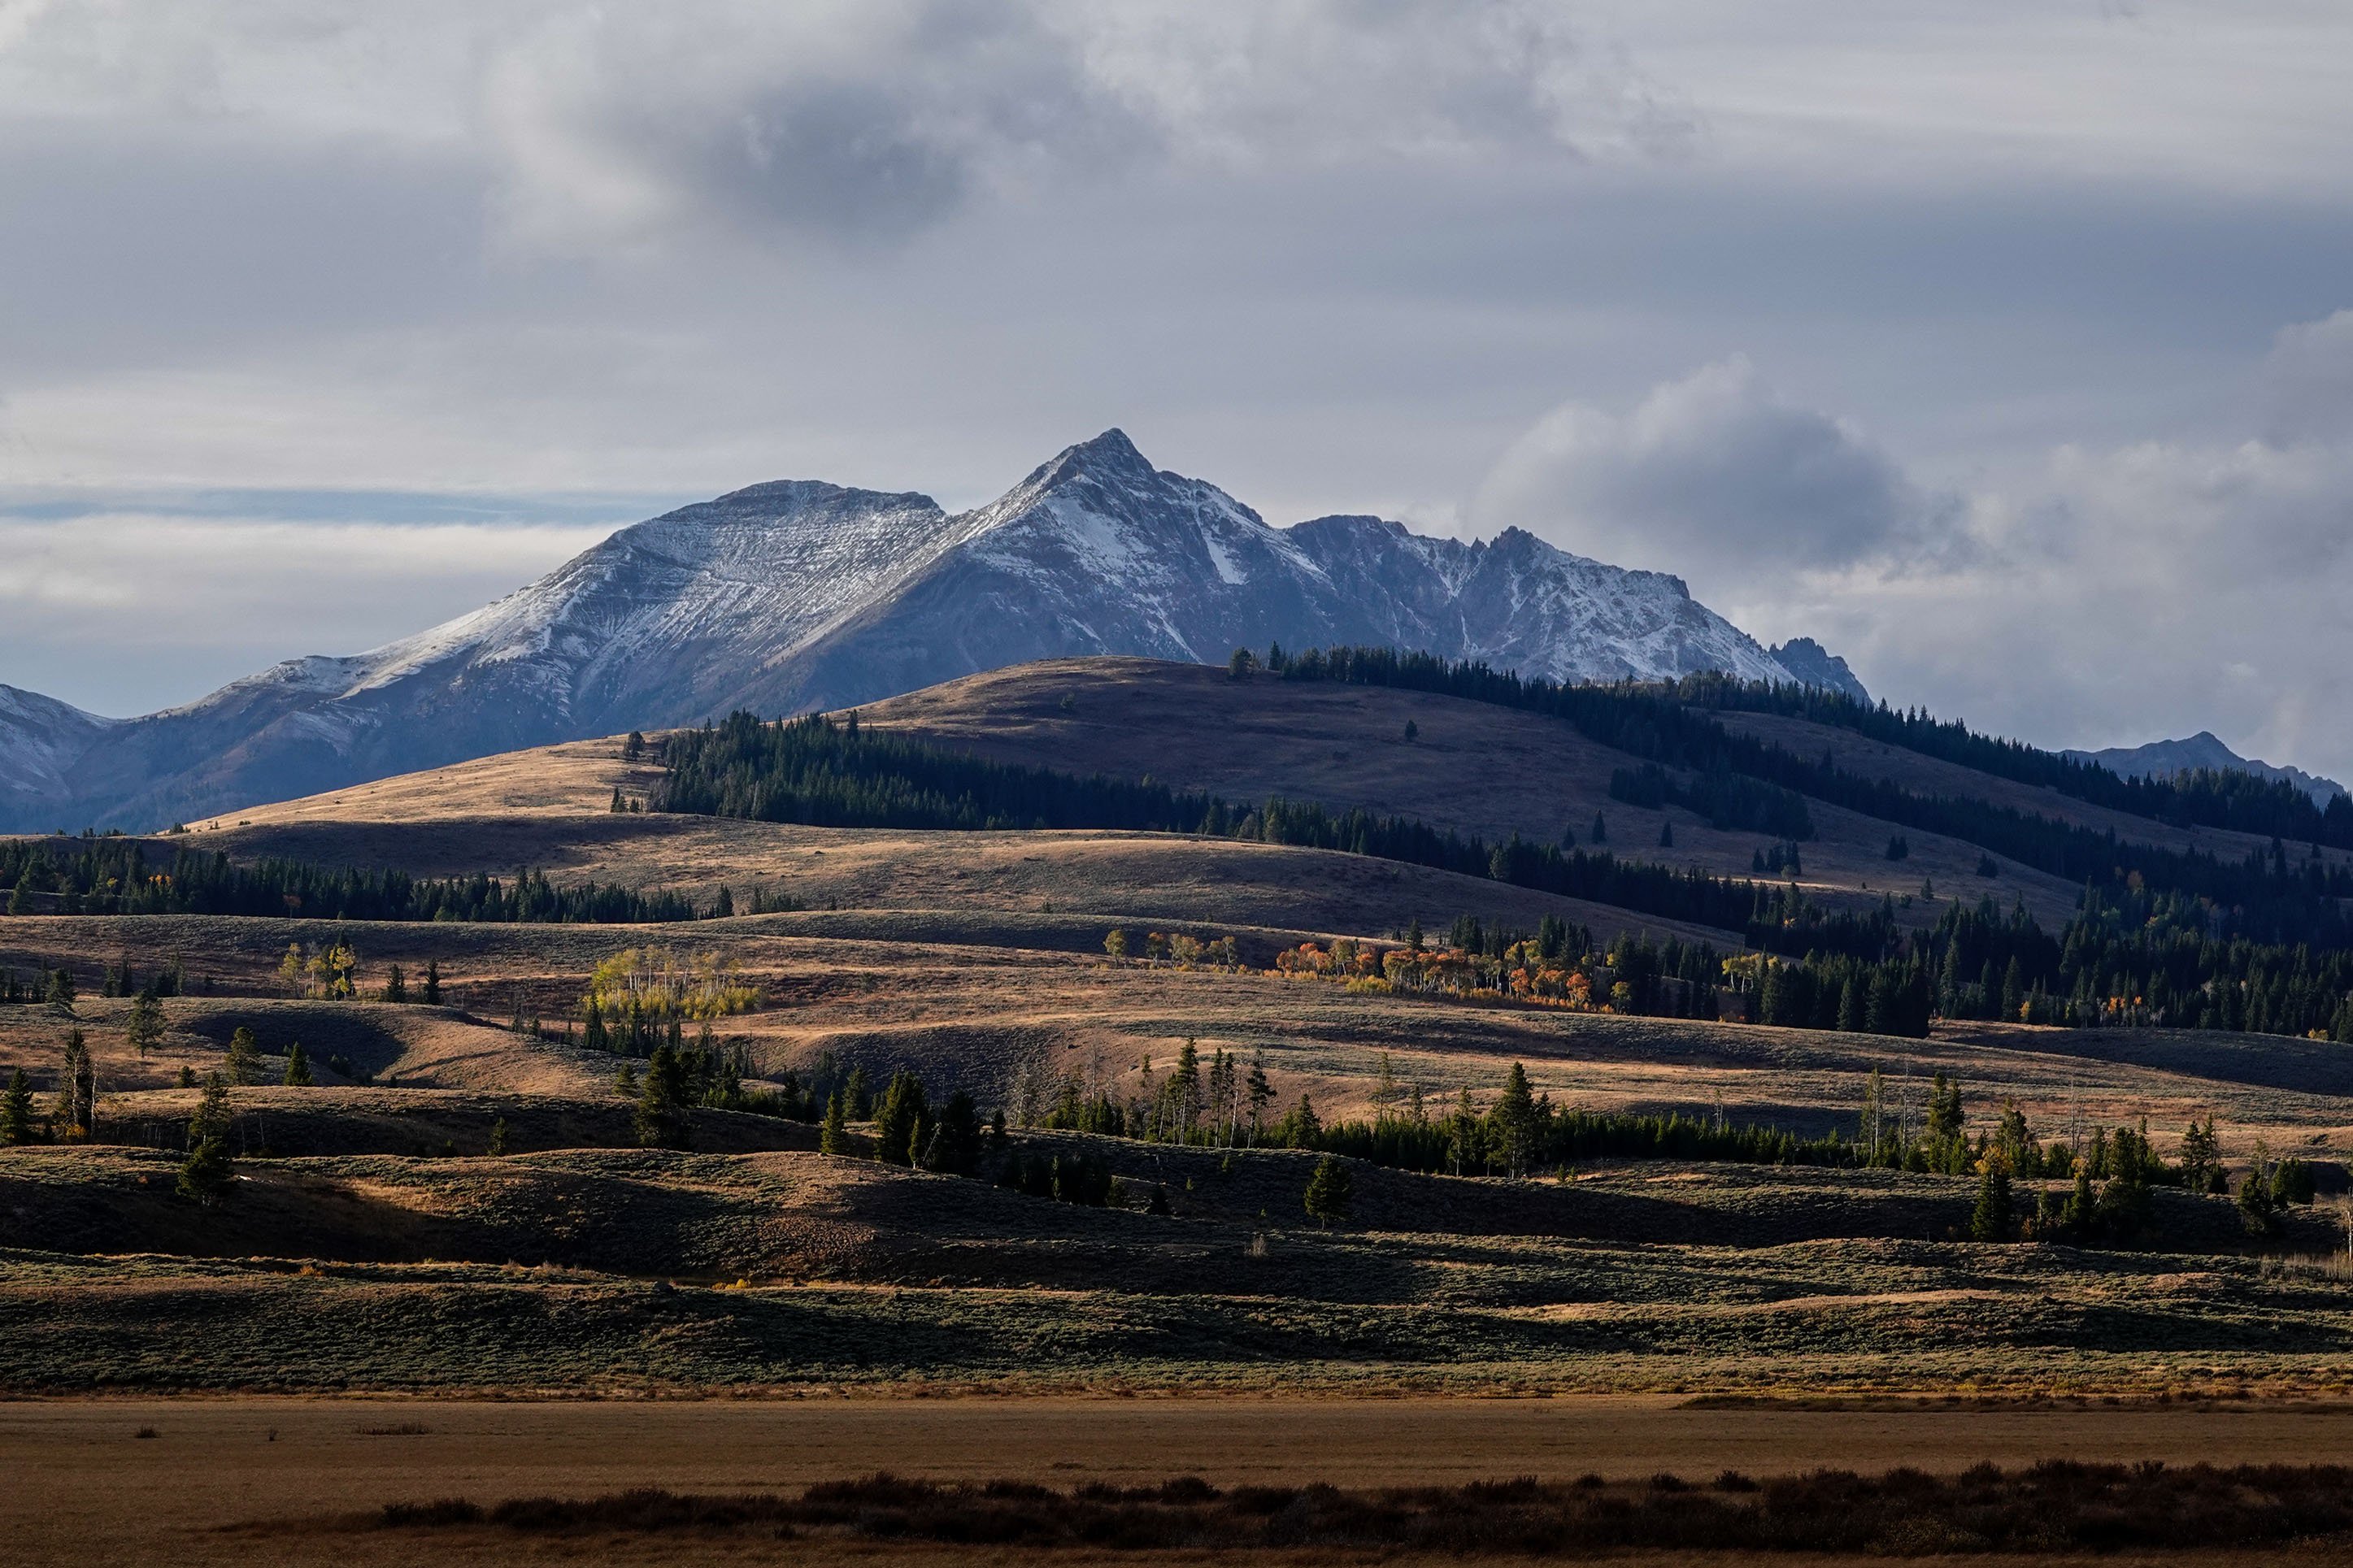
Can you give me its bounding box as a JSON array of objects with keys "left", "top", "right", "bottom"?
[
  {"left": 1303, "top": 1154, "right": 1353, "bottom": 1228},
  {"left": 384, "top": 963, "right": 407, "bottom": 1003},
  {"left": 224, "top": 1027, "right": 263, "bottom": 1086},
  {"left": 920, "top": 1090, "right": 983, "bottom": 1175},
  {"left": 820, "top": 1090, "right": 850, "bottom": 1155},
  {"left": 45, "top": 967, "right": 74, "bottom": 1015},
  {"left": 1659, "top": 820, "right": 1675, "bottom": 848},
  {"left": 2058, "top": 1162, "right": 2095, "bottom": 1239},
  {"left": 0, "top": 1068, "right": 34, "bottom": 1145},
  {"left": 634, "top": 1044, "right": 691, "bottom": 1149},
  {"left": 1590, "top": 810, "right": 1607, "bottom": 844},
  {"left": 421, "top": 960, "right": 442, "bottom": 1006},
  {"left": 176, "top": 1075, "right": 233, "bottom": 1205},
  {"left": 1968, "top": 1162, "right": 2014, "bottom": 1241},
  {"left": 282, "top": 1040, "right": 315, "bottom": 1087},
  {"left": 872, "top": 1070, "right": 929, "bottom": 1166},
  {"left": 487, "top": 1117, "right": 511, "bottom": 1156},
  {"left": 845, "top": 1066, "right": 872, "bottom": 1119},
  {"left": 1490, "top": 1062, "right": 1542, "bottom": 1177},
  {"left": 1403, "top": 719, "right": 1419, "bottom": 743},
  {"left": 1245, "top": 1053, "right": 1273, "bottom": 1140},
  {"left": 125, "top": 992, "right": 164, "bottom": 1059}
]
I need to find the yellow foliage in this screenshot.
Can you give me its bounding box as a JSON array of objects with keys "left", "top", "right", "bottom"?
[{"left": 584, "top": 946, "right": 759, "bottom": 1020}]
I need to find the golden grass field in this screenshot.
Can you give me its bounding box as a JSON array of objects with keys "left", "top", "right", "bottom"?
[{"left": 10, "top": 656, "right": 2353, "bottom": 1561}]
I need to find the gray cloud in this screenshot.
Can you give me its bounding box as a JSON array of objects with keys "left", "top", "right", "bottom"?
[
  {"left": 2260, "top": 309, "right": 2353, "bottom": 445},
  {"left": 4, "top": 0, "right": 2353, "bottom": 780}
]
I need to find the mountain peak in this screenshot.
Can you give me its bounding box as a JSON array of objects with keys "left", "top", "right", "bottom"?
[
  {"left": 2064, "top": 732, "right": 2346, "bottom": 806},
  {"left": 1037, "top": 428, "right": 1156, "bottom": 485}
]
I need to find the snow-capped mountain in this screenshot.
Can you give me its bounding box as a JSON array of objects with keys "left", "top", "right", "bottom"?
[
  {"left": 0, "top": 429, "right": 1864, "bottom": 831},
  {"left": 2064, "top": 732, "right": 2346, "bottom": 807}
]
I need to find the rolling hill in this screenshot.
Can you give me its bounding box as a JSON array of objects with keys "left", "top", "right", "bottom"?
[{"left": 0, "top": 431, "right": 1862, "bottom": 835}]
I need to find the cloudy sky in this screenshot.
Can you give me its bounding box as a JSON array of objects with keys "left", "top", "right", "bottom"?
[{"left": 4, "top": 2, "right": 2351, "bottom": 776}]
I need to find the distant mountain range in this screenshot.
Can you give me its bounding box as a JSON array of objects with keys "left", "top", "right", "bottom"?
[
  {"left": 2064, "top": 732, "right": 2347, "bottom": 808},
  {"left": 0, "top": 429, "right": 1868, "bottom": 833}
]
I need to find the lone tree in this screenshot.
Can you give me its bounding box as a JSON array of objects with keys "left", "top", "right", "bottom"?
[
  {"left": 1490, "top": 1063, "right": 1542, "bottom": 1178},
  {"left": 45, "top": 967, "right": 75, "bottom": 1015},
  {"left": 634, "top": 1043, "right": 691, "bottom": 1149},
  {"left": 0, "top": 1068, "right": 36, "bottom": 1145},
  {"left": 282, "top": 1040, "right": 315, "bottom": 1088},
  {"left": 125, "top": 992, "right": 164, "bottom": 1060},
  {"left": 1304, "top": 1155, "right": 1353, "bottom": 1228},
  {"left": 59, "top": 1029, "right": 95, "bottom": 1139},
  {"left": 819, "top": 1090, "right": 850, "bottom": 1155},
  {"left": 177, "top": 1075, "right": 234, "bottom": 1205},
  {"left": 224, "top": 1027, "right": 263, "bottom": 1086},
  {"left": 421, "top": 960, "right": 442, "bottom": 1006}
]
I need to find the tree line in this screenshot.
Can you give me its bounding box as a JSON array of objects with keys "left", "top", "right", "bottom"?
[
  {"left": 0, "top": 840, "right": 701, "bottom": 923},
  {"left": 1672, "top": 670, "right": 2353, "bottom": 849},
  {"left": 1256, "top": 644, "right": 2353, "bottom": 946}
]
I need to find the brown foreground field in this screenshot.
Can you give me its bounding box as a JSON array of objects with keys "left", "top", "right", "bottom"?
[{"left": 17, "top": 1395, "right": 2353, "bottom": 1566}]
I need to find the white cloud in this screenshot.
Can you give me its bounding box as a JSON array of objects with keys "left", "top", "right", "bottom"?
[{"left": 1471, "top": 357, "right": 1941, "bottom": 571}]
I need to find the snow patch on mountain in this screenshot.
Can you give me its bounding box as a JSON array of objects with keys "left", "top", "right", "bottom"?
[{"left": 0, "top": 428, "right": 1871, "bottom": 830}]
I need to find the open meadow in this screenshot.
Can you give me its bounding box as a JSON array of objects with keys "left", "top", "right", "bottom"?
[{"left": 7, "top": 658, "right": 2353, "bottom": 1561}]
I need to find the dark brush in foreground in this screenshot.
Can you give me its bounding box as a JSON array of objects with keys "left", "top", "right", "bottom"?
[{"left": 375, "top": 1463, "right": 2353, "bottom": 1553}]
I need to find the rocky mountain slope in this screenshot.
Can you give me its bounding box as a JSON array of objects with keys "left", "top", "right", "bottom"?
[
  {"left": 0, "top": 430, "right": 1860, "bottom": 832},
  {"left": 2065, "top": 731, "right": 2346, "bottom": 806}
]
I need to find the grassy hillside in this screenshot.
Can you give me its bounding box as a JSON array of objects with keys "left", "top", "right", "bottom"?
[{"left": 6, "top": 654, "right": 2353, "bottom": 1401}]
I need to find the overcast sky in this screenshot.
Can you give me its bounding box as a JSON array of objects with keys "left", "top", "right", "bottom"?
[{"left": 3, "top": 2, "right": 2351, "bottom": 777}]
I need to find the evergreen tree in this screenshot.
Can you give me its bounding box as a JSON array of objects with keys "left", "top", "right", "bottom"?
[
  {"left": 1490, "top": 1063, "right": 1542, "bottom": 1177},
  {"left": 0, "top": 1068, "right": 34, "bottom": 1145},
  {"left": 282, "top": 1040, "right": 315, "bottom": 1087},
  {"left": 2180, "top": 1118, "right": 2222, "bottom": 1193},
  {"left": 872, "top": 1069, "right": 929, "bottom": 1166},
  {"left": 125, "top": 991, "right": 165, "bottom": 1059},
  {"left": 1303, "top": 1154, "right": 1353, "bottom": 1228},
  {"left": 45, "top": 966, "right": 74, "bottom": 1014},
  {"left": 845, "top": 1066, "right": 872, "bottom": 1119},
  {"left": 1968, "top": 1162, "right": 2013, "bottom": 1241},
  {"left": 1590, "top": 810, "right": 1607, "bottom": 845},
  {"left": 224, "top": 1027, "right": 263, "bottom": 1086},
  {"left": 820, "top": 1090, "right": 850, "bottom": 1155},
  {"left": 2059, "top": 1163, "right": 2097, "bottom": 1239},
  {"left": 1403, "top": 719, "right": 1419, "bottom": 743},
  {"left": 176, "top": 1075, "right": 233, "bottom": 1205},
  {"left": 421, "top": 960, "right": 442, "bottom": 1006},
  {"left": 634, "top": 1044, "right": 691, "bottom": 1149},
  {"left": 385, "top": 963, "right": 407, "bottom": 1003},
  {"left": 1245, "top": 1053, "right": 1273, "bottom": 1140},
  {"left": 487, "top": 1117, "right": 511, "bottom": 1156},
  {"left": 2238, "top": 1171, "right": 2283, "bottom": 1236},
  {"left": 920, "top": 1090, "right": 984, "bottom": 1175},
  {"left": 1659, "top": 820, "right": 1675, "bottom": 849}
]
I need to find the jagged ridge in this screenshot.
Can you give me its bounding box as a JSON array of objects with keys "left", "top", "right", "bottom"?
[{"left": 0, "top": 430, "right": 1860, "bottom": 831}]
